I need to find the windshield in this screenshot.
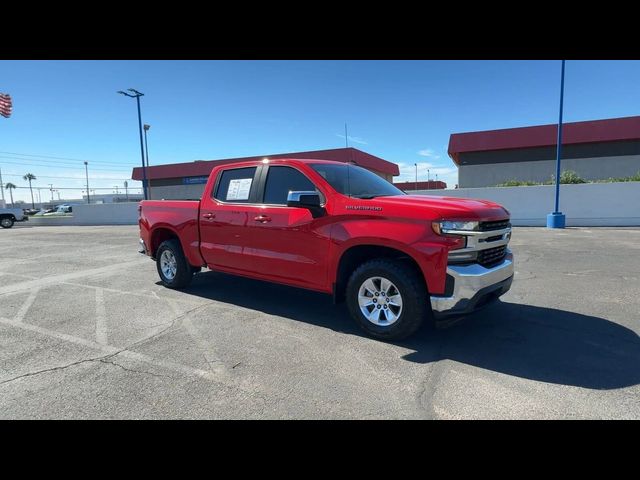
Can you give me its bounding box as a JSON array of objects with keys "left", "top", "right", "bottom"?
[{"left": 310, "top": 163, "right": 405, "bottom": 199}]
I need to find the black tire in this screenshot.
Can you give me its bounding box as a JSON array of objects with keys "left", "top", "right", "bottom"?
[
  {"left": 1, "top": 217, "right": 14, "bottom": 229},
  {"left": 346, "top": 258, "right": 431, "bottom": 340},
  {"left": 156, "top": 239, "right": 194, "bottom": 289}
]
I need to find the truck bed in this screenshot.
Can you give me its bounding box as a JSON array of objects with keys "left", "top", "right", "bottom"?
[{"left": 139, "top": 199, "right": 204, "bottom": 267}]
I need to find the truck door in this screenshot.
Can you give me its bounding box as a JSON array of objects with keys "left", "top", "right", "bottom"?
[
  {"left": 199, "top": 165, "right": 263, "bottom": 271},
  {"left": 239, "top": 165, "right": 331, "bottom": 291}
]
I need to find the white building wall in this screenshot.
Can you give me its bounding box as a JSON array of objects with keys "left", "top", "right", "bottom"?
[{"left": 415, "top": 182, "right": 640, "bottom": 226}]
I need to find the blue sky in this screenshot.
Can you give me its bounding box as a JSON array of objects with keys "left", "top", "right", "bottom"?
[{"left": 2, "top": 60, "right": 640, "bottom": 203}]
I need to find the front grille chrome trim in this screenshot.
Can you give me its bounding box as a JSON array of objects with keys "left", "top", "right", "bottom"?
[
  {"left": 445, "top": 217, "right": 511, "bottom": 266},
  {"left": 480, "top": 220, "right": 511, "bottom": 231}
]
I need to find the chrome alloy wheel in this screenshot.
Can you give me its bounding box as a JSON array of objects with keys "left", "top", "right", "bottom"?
[
  {"left": 358, "top": 276, "right": 403, "bottom": 326},
  {"left": 1, "top": 218, "right": 12, "bottom": 227},
  {"left": 160, "top": 250, "right": 177, "bottom": 280}
]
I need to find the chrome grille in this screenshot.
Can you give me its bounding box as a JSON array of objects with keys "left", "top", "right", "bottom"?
[
  {"left": 480, "top": 219, "right": 510, "bottom": 231},
  {"left": 477, "top": 245, "right": 507, "bottom": 267}
]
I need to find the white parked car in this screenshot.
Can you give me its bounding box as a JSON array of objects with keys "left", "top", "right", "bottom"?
[{"left": 0, "top": 208, "right": 28, "bottom": 228}]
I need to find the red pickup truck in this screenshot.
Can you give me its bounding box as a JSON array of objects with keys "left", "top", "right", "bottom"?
[{"left": 139, "top": 158, "right": 514, "bottom": 340}]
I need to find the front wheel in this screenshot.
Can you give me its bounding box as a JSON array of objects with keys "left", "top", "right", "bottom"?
[
  {"left": 1, "top": 217, "right": 14, "bottom": 228},
  {"left": 346, "top": 258, "right": 430, "bottom": 340},
  {"left": 156, "top": 239, "right": 194, "bottom": 289}
]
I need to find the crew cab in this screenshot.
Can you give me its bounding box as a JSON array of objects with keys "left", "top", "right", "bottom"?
[
  {"left": 139, "top": 158, "right": 514, "bottom": 340},
  {"left": 0, "top": 208, "right": 28, "bottom": 228}
]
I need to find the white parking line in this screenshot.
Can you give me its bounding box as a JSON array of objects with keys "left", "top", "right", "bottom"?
[
  {"left": 0, "top": 259, "right": 148, "bottom": 296},
  {"left": 95, "top": 288, "right": 108, "bottom": 345},
  {"left": 62, "top": 282, "right": 201, "bottom": 306},
  {"left": 0, "top": 316, "right": 226, "bottom": 385},
  {"left": 14, "top": 287, "right": 40, "bottom": 323}
]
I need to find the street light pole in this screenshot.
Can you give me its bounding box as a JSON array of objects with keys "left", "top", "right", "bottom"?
[
  {"left": 547, "top": 60, "right": 566, "bottom": 229},
  {"left": 0, "top": 167, "right": 5, "bottom": 207},
  {"left": 118, "top": 89, "right": 148, "bottom": 200},
  {"left": 48, "top": 184, "right": 54, "bottom": 202},
  {"left": 143, "top": 124, "right": 151, "bottom": 199},
  {"left": 414, "top": 163, "right": 418, "bottom": 191},
  {"left": 84, "top": 161, "right": 90, "bottom": 204}
]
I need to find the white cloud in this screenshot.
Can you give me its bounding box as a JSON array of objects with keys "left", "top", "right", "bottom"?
[
  {"left": 418, "top": 148, "right": 440, "bottom": 159},
  {"left": 336, "top": 134, "right": 368, "bottom": 145}
]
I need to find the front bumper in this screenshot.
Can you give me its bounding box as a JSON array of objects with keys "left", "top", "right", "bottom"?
[{"left": 430, "top": 250, "right": 514, "bottom": 318}]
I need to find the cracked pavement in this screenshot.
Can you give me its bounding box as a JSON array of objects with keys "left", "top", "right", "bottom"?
[{"left": 1, "top": 225, "right": 639, "bottom": 419}]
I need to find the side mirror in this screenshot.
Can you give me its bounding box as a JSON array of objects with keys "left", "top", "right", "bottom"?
[{"left": 287, "top": 191, "right": 325, "bottom": 217}]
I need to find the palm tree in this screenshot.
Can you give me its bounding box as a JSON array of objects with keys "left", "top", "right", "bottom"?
[
  {"left": 23, "top": 173, "right": 36, "bottom": 209},
  {"left": 4, "top": 182, "right": 16, "bottom": 207}
]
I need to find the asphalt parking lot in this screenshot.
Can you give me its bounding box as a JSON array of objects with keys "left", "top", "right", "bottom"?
[{"left": 1, "top": 224, "right": 639, "bottom": 419}]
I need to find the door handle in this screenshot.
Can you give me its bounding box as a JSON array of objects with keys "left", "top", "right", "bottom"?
[
  {"left": 254, "top": 215, "right": 271, "bottom": 223},
  {"left": 202, "top": 212, "right": 215, "bottom": 220}
]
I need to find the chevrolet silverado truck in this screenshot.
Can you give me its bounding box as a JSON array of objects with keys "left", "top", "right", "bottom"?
[
  {"left": 139, "top": 158, "right": 514, "bottom": 340},
  {"left": 0, "top": 208, "right": 28, "bottom": 228}
]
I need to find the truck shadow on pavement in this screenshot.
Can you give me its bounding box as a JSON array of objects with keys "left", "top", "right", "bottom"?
[{"left": 177, "top": 271, "right": 640, "bottom": 391}]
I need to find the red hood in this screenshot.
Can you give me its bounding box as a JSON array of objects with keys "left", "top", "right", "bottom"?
[{"left": 371, "top": 194, "right": 509, "bottom": 221}]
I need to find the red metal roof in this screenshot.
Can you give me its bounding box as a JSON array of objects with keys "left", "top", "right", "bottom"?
[
  {"left": 448, "top": 115, "right": 640, "bottom": 165},
  {"left": 393, "top": 180, "right": 447, "bottom": 190},
  {"left": 132, "top": 147, "right": 399, "bottom": 181}
]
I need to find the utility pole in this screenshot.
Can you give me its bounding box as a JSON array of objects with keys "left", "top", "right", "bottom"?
[
  {"left": 114, "top": 186, "right": 120, "bottom": 195},
  {"left": 49, "top": 184, "right": 54, "bottom": 202},
  {"left": 84, "top": 161, "right": 90, "bottom": 204},
  {"left": 414, "top": 163, "right": 418, "bottom": 191},
  {"left": 143, "top": 124, "right": 151, "bottom": 199},
  {"left": 124, "top": 180, "right": 129, "bottom": 202}
]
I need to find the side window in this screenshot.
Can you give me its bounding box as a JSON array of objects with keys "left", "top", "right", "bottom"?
[
  {"left": 214, "top": 167, "right": 257, "bottom": 203},
  {"left": 263, "top": 166, "right": 319, "bottom": 205}
]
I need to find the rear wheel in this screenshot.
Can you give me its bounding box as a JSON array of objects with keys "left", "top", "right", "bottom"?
[
  {"left": 156, "top": 239, "right": 194, "bottom": 289},
  {"left": 346, "top": 258, "right": 430, "bottom": 340},
  {"left": 1, "top": 217, "right": 14, "bottom": 228}
]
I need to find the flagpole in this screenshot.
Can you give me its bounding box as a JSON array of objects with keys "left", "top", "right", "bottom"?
[{"left": 0, "top": 92, "right": 13, "bottom": 208}]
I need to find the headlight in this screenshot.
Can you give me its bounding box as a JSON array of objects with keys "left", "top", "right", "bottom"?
[
  {"left": 432, "top": 220, "right": 479, "bottom": 234},
  {"left": 442, "top": 221, "right": 479, "bottom": 231}
]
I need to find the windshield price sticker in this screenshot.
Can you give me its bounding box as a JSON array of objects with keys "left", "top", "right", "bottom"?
[{"left": 227, "top": 178, "right": 252, "bottom": 200}]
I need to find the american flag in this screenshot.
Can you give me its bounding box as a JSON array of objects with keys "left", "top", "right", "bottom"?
[{"left": 0, "top": 93, "right": 13, "bottom": 118}]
